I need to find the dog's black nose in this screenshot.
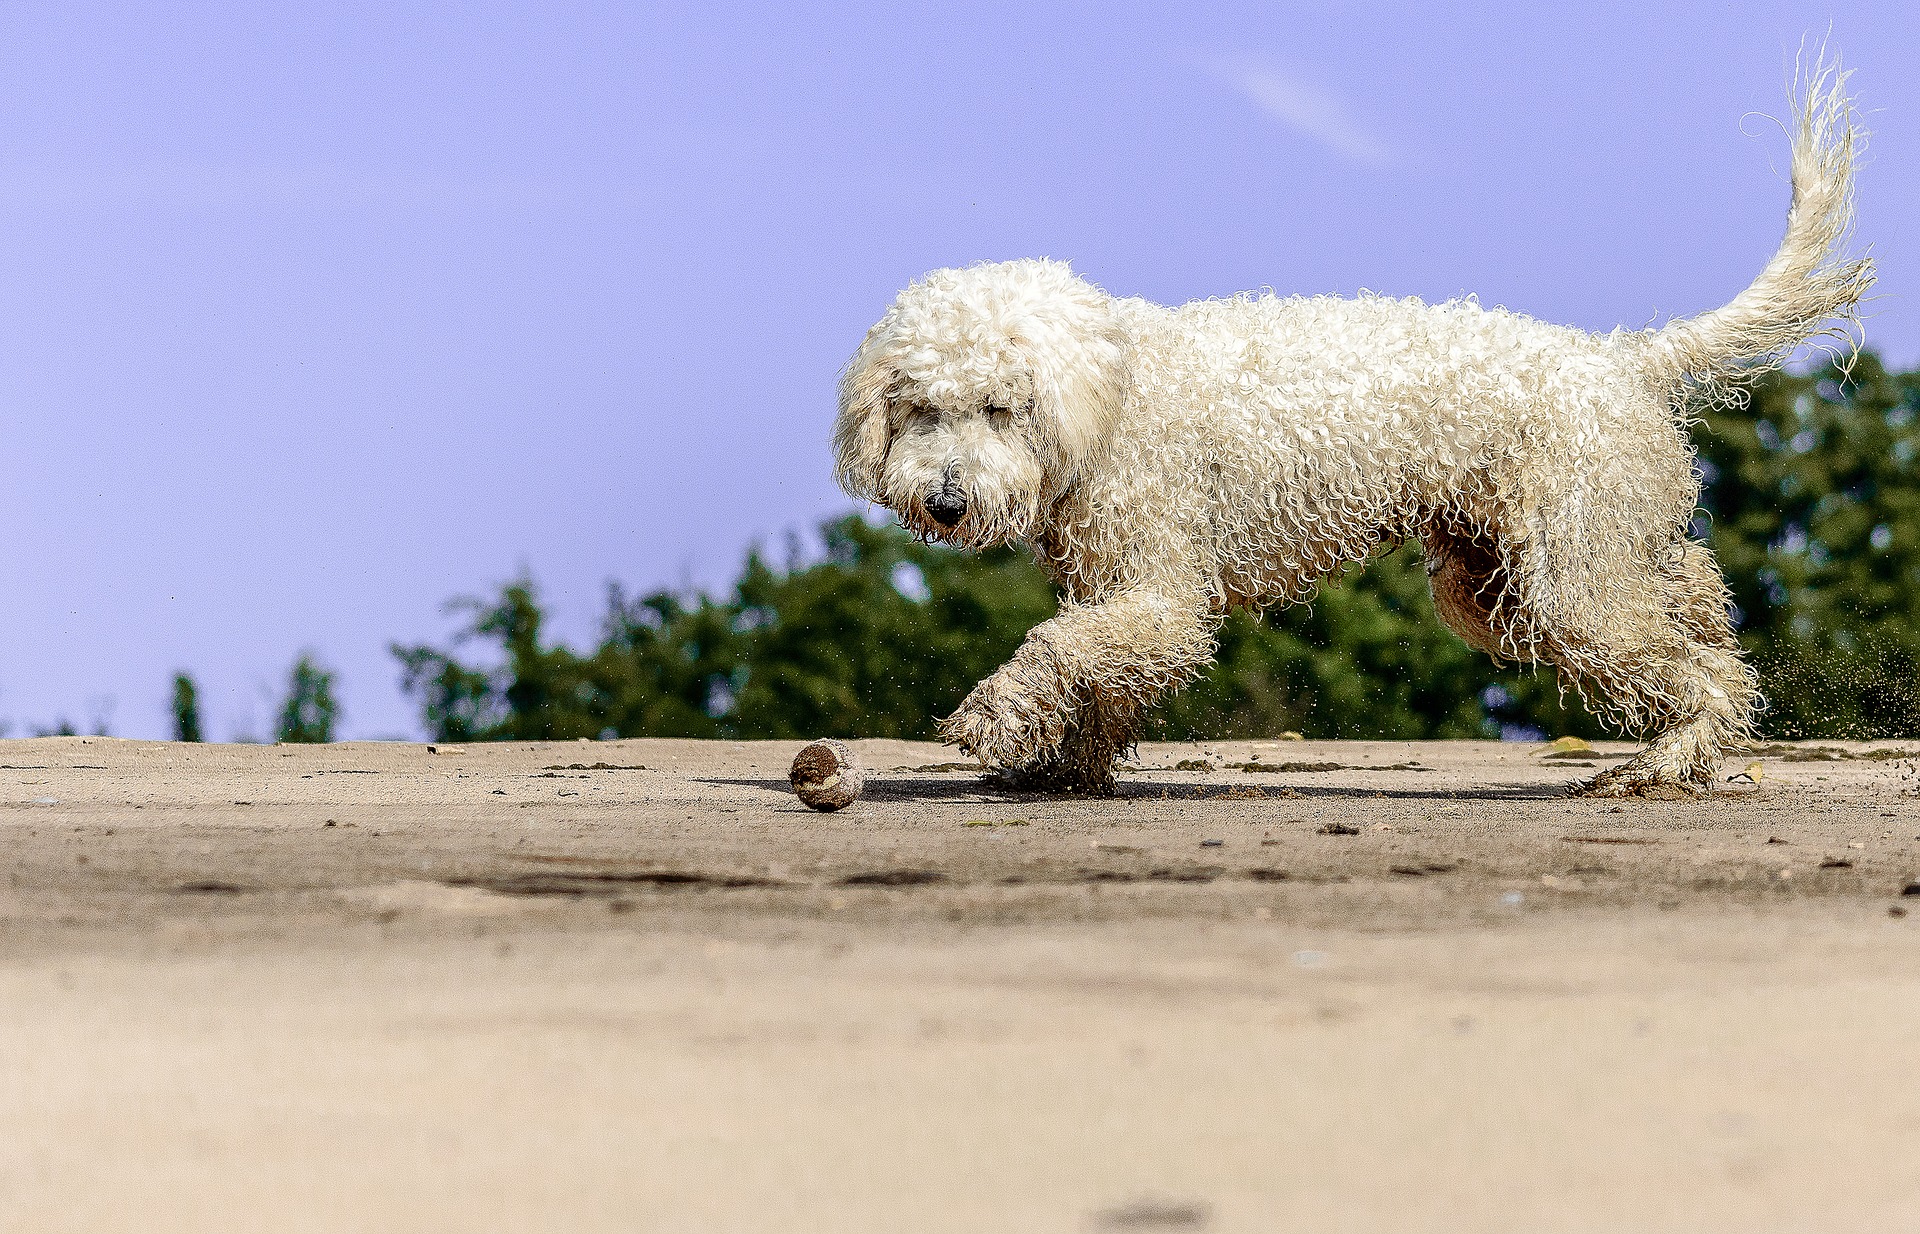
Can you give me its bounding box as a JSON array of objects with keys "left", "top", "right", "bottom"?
[{"left": 926, "top": 491, "right": 967, "bottom": 527}]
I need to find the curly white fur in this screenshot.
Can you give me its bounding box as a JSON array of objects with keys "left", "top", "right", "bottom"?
[{"left": 833, "top": 59, "right": 1872, "bottom": 797}]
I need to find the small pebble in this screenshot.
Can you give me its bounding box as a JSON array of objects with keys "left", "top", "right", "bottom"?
[
  {"left": 1901, "top": 881, "right": 1920, "bottom": 898},
  {"left": 1200, "top": 839, "right": 1223, "bottom": 848}
]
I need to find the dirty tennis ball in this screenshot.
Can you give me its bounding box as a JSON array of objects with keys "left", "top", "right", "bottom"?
[{"left": 790, "top": 739, "right": 864, "bottom": 811}]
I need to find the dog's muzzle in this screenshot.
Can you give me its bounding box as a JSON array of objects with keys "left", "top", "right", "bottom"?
[{"left": 926, "top": 490, "right": 968, "bottom": 527}]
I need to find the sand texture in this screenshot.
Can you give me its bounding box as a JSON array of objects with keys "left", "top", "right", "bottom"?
[{"left": 2, "top": 735, "right": 1918, "bottom": 1232}]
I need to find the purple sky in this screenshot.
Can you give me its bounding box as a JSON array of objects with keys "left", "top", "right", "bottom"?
[{"left": 0, "top": 1, "right": 1915, "bottom": 740}]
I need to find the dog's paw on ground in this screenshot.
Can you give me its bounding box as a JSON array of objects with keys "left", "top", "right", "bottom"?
[
  {"left": 1577, "top": 777, "right": 1704, "bottom": 801},
  {"left": 1576, "top": 761, "right": 1714, "bottom": 800}
]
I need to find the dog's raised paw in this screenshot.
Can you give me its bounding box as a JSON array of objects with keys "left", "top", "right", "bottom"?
[{"left": 939, "top": 672, "right": 1069, "bottom": 770}]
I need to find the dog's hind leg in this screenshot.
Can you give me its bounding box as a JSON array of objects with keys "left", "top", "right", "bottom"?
[
  {"left": 1573, "top": 540, "right": 1758, "bottom": 797},
  {"left": 1494, "top": 534, "right": 1753, "bottom": 795},
  {"left": 1428, "top": 517, "right": 1755, "bottom": 796}
]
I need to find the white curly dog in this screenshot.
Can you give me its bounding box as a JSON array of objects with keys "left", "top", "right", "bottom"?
[{"left": 833, "top": 63, "right": 1872, "bottom": 798}]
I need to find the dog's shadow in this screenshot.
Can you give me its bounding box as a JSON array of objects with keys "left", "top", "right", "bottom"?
[{"left": 700, "top": 775, "right": 1570, "bottom": 804}]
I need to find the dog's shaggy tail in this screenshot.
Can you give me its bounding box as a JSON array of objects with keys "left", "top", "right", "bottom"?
[{"left": 1648, "top": 55, "right": 1874, "bottom": 390}]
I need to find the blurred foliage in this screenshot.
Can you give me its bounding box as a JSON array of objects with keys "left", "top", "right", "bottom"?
[
  {"left": 395, "top": 354, "right": 1920, "bottom": 742},
  {"left": 392, "top": 519, "right": 1054, "bottom": 742},
  {"left": 1693, "top": 351, "right": 1920, "bottom": 737},
  {"left": 277, "top": 653, "right": 339, "bottom": 743},
  {"left": 171, "top": 672, "right": 203, "bottom": 743},
  {"left": 1145, "top": 550, "right": 1595, "bottom": 741}
]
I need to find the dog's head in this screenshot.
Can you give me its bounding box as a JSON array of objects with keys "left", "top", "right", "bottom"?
[{"left": 834, "top": 258, "right": 1127, "bottom": 549}]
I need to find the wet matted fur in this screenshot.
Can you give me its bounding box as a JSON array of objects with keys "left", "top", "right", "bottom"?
[{"left": 833, "top": 61, "right": 1873, "bottom": 798}]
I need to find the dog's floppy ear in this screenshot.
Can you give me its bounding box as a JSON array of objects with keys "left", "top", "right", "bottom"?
[
  {"left": 1037, "top": 321, "right": 1127, "bottom": 473},
  {"left": 1028, "top": 302, "right": 1129, "bottom": 498},
  {"left": 832, "top": 324, "right": 898, "bottom": 500}
]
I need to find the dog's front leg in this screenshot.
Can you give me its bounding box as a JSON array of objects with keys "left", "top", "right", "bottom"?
[{"left": 939, "top": 589, "right": 1216, "bottom": 789}]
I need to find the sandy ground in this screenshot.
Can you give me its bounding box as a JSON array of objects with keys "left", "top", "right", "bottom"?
[{"left": 2, "top": 734, "right": 1918, "bottom": 1232}]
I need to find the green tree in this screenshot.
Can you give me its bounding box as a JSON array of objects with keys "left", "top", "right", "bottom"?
[
  {"left": 393, "top": 518, "right": 1053, "bottom": 742},
  {"left": 171, "top": 673, "right": 203, "bottom": 742},
  {"left": 1691, "top": 351, "right": 1920, "bottom": 737},
  {"left": 724, "top": 517, "right": 1055, "bottom": 739},
  {"left": 277, "top": 654, "right": 339, "bottom": 743},
  {"left": 394, "top": 578, "right": 743, "bottom": 742}
]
